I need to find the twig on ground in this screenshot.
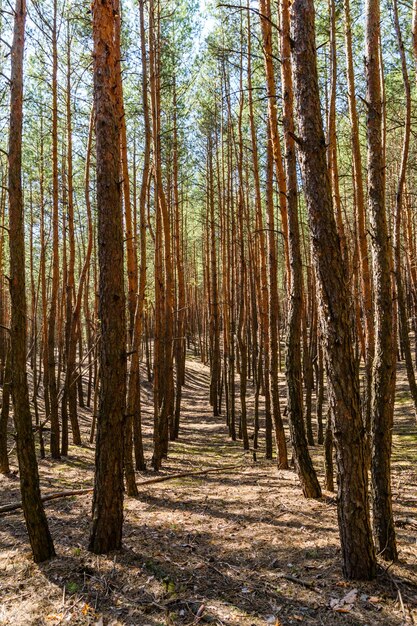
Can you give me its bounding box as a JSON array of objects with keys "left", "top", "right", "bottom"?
[{"left": 277, "top": 572, "right": 322, "bottom": 593}]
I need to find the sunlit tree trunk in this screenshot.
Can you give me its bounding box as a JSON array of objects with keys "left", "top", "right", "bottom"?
[
  {"left": 89, "top": 0, "right": 127, "bottom": 553},
  {"left": 259, "top": 0, "right": 290, "bottom": 287},
  {"left": 327, "top": 0, "right": 345, "bottom": 257},
  {"left": 392, "top": 0, "right": 417, "bottom": 417},
  {"left": 172, "top": 75, "right": 186, "bottom": 440},
  {"left": 149, "top": 0, "right": 175, "bottom": 466},
  {"left": 48, "top": 0, "right": 60, "bottom": 459},
  {"left": 344, "top": 0, "right": 374, "bottom": 439},
  {"left": 62, "top": 23, "right": 81, "bottom": 454},
  {"left": 126, "top": 0, "right": 149, "bottom": 472}
]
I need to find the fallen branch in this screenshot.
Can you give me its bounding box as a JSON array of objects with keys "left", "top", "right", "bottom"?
[
  {"left": 0, "top": 488, "right": 92, "bottom": 514},
  {"left": 0, "top": 463, "right": 243, "bottom": 516}
]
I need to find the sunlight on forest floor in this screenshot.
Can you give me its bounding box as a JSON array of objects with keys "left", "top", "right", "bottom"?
[{"left": 0, "top": 358, "right": 416, "bottom": 625}]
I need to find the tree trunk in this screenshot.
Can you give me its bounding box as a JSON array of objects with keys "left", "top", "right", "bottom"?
[
  {"left": 365, "top": 0, "right": 398, "bottom": 562},
  {"left": 291, "top": 0, "right": 376, "bottom": 580},
  {"left": 344, "top": 0, "right": 374, "bottom": 440},
  {"left": 48, "top": 0, "right": 61, "bottom": 459},
  {"left": 89, "top": 0, "right": 127, "bottom": 554},
  {"left": 62, "top": 24, "right": 82, "bottom": 453},
  {"left": 0, "top": 348, "right": 11, "bottom": 474},
  {"left": 281, "top": 0, "right": 319, "bottom": 492},
  {"left": 8, "top": 0, "right": 55, "bottom": 563},
  {"left": 392, "top": 0, "right": 417, "bottom": 417}
]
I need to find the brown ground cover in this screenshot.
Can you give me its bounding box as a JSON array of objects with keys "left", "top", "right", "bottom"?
[{"left": 0, "top": 357, "right": 416, "bottom": 625}]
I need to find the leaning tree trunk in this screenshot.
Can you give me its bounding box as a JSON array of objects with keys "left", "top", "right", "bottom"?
[
  {"left": 291, "top": 0, "right": 376, "bottom": 580},
  {"left": 280, "top": 0, "right": 320, "bottom": 496},
  {"left": 89, "top": 0, "right": 127, "bottom": 554},
  {"left": 8, "top": 0, "right": 55, "bottom": 563}
]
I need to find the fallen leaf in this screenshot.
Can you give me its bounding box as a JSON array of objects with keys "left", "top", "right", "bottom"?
[
  {"left": 82, "top": 603, "right": 92, "bottom": 615},
  {"left": 342, "top": 589, "right": 358, "bottom": 604},
  {"left": 330, "top": 588, "right": 358, "bottom": 612}
]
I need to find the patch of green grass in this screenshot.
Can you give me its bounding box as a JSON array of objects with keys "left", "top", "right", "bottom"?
[
  {"left": 172, "top": 442, "right": 218, "bottom": 456},
  {"left": 66, "top": 581, "right": 79, "bottom": 594},
  {"left": 396, "top": 393, "right": 411, "bottom": 405}
]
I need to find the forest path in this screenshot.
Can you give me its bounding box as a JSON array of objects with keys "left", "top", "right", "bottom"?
[{"left": 0, "top": 356, "right": 416, "bottom": 625}]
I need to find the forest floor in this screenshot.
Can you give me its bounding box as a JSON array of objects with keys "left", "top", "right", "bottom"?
[{"left": 0, "top": 356, "right": 417, "bottom": 626}]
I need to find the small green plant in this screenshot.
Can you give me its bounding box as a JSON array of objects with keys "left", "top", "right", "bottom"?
[
  {"left": 166, "top": 580, "right": 176, "bottom": 595},
  {"left": 66, "top": 581, "right": 79, "bottom": 594}
]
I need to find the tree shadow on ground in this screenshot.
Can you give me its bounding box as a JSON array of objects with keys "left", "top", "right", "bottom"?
[
  {"left": 1, "top": 485, "right": 415, "bottom": 625},
  {"left": 32, "top": 517, "right": 407, "bottom": 626}
]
